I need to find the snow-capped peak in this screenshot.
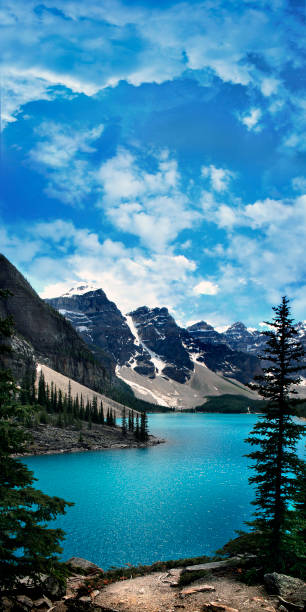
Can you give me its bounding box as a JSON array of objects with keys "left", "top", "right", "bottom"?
[{"left": 61, "top": 284, "right": 99, "bottom": 297}]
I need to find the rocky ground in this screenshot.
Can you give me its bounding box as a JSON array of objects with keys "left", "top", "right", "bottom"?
[
  {"left": 16, "top": 422, "right": 163, "bottom": 456},
  {"left": 2, "top": 558, "right": 305, "bottom": 612}
]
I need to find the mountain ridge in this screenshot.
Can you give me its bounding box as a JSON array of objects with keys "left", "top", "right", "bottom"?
[
  {"left": 46, "top": 285, "right": 264, "bottom": 407},
  {"left": 0, "top": 255, "right": 113, "bottom": 393}
]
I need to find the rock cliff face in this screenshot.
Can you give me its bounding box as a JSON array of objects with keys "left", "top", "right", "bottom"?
[
  {"left": 48, "top": 288, "right": 261, "bottom": 386},
  {"left": 183, "top": 329, "right": 261, "bottom": 385},
  {"left": 127, "top": 306, "right": 193, "bottom": 383},
  {"left": 46, "top": 289, "right": 136, "bottom": 366},
  {"left": 221, "top": 322, "right": 266, "bottom": 355},
  {"left": 187, "top": 320, "right": 266, "bottom": 355},
  {"left": 0, "top": 255, "right": 113, "bottom": 390}
]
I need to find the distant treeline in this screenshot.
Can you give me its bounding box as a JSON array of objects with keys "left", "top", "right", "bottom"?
[
  {"left": 195, "top": 394, "right": 266, "bottom": 413},
  {"left": 19, "top": 369, "right": 149, "bottom": 441},
  {"left": 106, "top": 379, "right": 172, "bottom": 412},
  {"left": 194, "top": 393, "right": 306, "bottom": 417}
]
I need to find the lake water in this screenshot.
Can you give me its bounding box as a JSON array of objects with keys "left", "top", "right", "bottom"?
[{"left": 23, "top": 413, "right": 304, "bottom": 569}]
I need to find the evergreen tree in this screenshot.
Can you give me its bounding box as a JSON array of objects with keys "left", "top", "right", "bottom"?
[
  {"left": 30, "top": 370, "right": 36, "bottom": 404},
  {"left": 128, "top": 409, "right": 134, "bottom": 432},
  {"left": 19, "top": 368, "right": 33, "bottom": 405},
  {"left": 57, "top": 389, "right": 63, "bottom": 412},
  {"left": 85, "top": 398, "right": 90, "bottom": 421},
  {"left": 245, "top": 296, "right": 305, "bottom": 574},
  {"left": 121, "top": 406, "right": 127, "bottom": 436},
  {"left": 0, "top": 289, "right": 73, "bottom": 591},
  {"left": 45, "top": 383, "right": 50, "bottom": 410},
  {"left": 79, "top": 393, "right": 84, "bottom": 421},
  {"left": 92, "top": 395, "right": 98, "bottom": 423},
  {"left": 67, "top": 380, "right": 73, "bottom": 414},
  {"left": 37, "top": 370, "right": 46, "bottom": 406},
  {"left": 74, "top": 394, "right": 80, "bottom": 419},
  {"left": 135, "top": 413, "right": 140, "bottom": 440},
  {"left": 63, "top": 393, "right": 68, "bottom": 414},
  {"left": 140, "top": 411, "right": 149, "bottom": 442},
  {"left": 99, "top": 400, "right": 104, "bottom": 424}
]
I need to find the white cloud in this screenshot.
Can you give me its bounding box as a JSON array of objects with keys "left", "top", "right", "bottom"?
[
  {"left": 1, "top": 218, "right": 198, "bottom": 315},
  {"left": 201, "top": 165, "right": 234, "bottom": 193},
  {"left": 292, "top": 176, "right": 306, "bottom": 193},
  {"left": 98, "top": 148, "right": 200, "bottom": 252},
  {"left": 239, "top": 108, "right": 262, "bottom": 131},
  {"left": 213, "top": 195, "right": 306, "bottom": 313},
  {"left": 193, "top": 280, "right": 219, "bottom": 296},
  {"left": 1, "top": 70, "right": 54, "bottom": 128},
  {"left": 29, "top": 122, "right": 104, "bottom": 205},
  {"left": 260, "top": 77, "right": 280, "bottom": 97},
  {"left": 216, "top": 204, "right": 237, "bottom": 229},
  {"left": 1, "top": 0, "right": 304, "bottom": 130}
]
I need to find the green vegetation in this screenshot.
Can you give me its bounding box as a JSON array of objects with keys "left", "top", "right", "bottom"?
[
  {"left": 220, "top": 297, "right": 305, "bottom": 578},
  {"left": 195, "top": 394, "right": 267, "bottom": 414},
  {"left": 105, "top": 377, "right": 171, "bottom": 412},
  {"left": 19, "top": 366, "right": 152, "bottom": 441},
  {"left": 0, "top": 290, "right": 73, "bottom": 592},
  {"left": 70, "top": 553, "right": 213, "bottom": 589}
]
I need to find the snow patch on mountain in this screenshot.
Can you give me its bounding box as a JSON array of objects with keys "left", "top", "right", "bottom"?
[
  {"left": 125, "top": 314, "right": 169, "bottom": 375},
  {"left": 61, "top": 284, "right": 98, "bottom": 297}
]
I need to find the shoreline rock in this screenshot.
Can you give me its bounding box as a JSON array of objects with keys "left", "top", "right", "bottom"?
[{"left": 14, "top": 422, "right": 164, "bottom": 458}]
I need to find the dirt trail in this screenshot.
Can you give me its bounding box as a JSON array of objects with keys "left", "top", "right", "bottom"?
[{"left": 94, "top": 569, "right": 279, "bottom": 612}]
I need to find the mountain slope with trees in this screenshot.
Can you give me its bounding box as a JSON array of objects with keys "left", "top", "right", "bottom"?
[{"left": 0, "top": 255, "right": 113, "bottom": 393}]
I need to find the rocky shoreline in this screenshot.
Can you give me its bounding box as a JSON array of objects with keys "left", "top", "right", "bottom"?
[
  {"left": 16, "top": 422, "right": 164, "bottom": 457},
  {"left": 2, "top": 556, "right": 305, "bottom": 611}
]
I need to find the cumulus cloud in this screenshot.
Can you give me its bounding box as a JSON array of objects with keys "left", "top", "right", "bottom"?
[
  {"left": 0, "top": 218, "right": 197, "bottom": 314},
  {"left": 1, "top": 0, "right": 305, "bottom": 132},
  {"left": 29, "top": 122, "right": 104, "bottom": 205},
  {"left": 239, "top": 108, "right": 262, "bottom": 132},
  {"left": 193, "top": 280, "right": 219, "bottom": 296},
  {"left": 201, "top": 165, "right": 235, "bottom": 192},
  {"left": 98, "top": 148, "right": 200, "bottom": 251},
  {"left": 211, "top": 195, "right": 306, "bottom": 313}
]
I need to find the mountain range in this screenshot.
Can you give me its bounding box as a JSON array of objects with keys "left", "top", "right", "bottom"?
[
  {"left": 45, "top": 285, "right": 270, "bottom": 408},
  {"left": 2, "top": 255, "right": 305, "bottom": 410},
  {"left": 0, "top": 256, "right": 112, "bottom": 394}
]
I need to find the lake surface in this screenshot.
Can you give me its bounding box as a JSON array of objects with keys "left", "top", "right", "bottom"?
[{"left": 23, "top": 413, "right": 304, "bottom": 569}]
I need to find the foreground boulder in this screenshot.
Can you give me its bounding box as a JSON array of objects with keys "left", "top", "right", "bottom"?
[
  {"left": 264, "top": 573, "right": 306, "bottom": 608},
  {"left": 66, "top": 557, "right": 103, "bottom": 574}
]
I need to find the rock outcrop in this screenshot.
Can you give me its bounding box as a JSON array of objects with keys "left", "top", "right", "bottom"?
[
  {"left": 46, "top": 289, "right": 136, "bottom": 366},
  {"left": 0, "top": 255, "right": 113, "bottom": 391}
]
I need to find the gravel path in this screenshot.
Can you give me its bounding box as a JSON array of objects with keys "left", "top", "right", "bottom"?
[{"left": 94, "top": 569, "right": 279, "bottom": 612}]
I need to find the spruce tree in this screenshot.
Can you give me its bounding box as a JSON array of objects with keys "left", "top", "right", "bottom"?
[
  {"left": 245, "top": 296, "right": 305, "bottom": 574},
  {"left": 57, "top": 389, "right": 63, "bottom": 412},
  {"left": 121, "top": 406, "right": 127, "bottom": 436},
  {"left": 140, "top": 411, "right": 149, "bottom": 442},
  {"left": 92, "top": 395, "right": 98, "bottom": 423},
  {"left": 79, "top": 393, "right": 84, "bottom": 420},
  {"left": 74, "top": 394, "right": 80, "bottom": 419},
  {"left": 135, "top": 413, "right": 140, "bottom": 440},
  {"left": 0, "top": 289, "right": 73, "bottom": 591},
  {"left": 67, "top": 380, "right": 73, "bottom": 414},
  {"left": 99, "top": 400, "right": 104, "bottom": 424},
  {"left": 37, "top": 370, "right": 46, "bottom": 406},
  {"left": 128, "top": 409, "right": 134, "bottom": 432}
]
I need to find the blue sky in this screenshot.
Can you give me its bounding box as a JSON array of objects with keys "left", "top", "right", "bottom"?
[{"left": 1, "top": 0, "right": 306, "bottom": 328}]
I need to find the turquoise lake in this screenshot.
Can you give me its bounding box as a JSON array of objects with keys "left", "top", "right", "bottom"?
[{"left": 23, "top": 413, "right": 305, "bottom": 569}]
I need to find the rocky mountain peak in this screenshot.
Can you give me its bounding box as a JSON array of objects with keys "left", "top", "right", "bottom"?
[
  {"left": 61, "top": 284, "right": 99, "bottom": 297},
  {"left": 0, "top": 255, "right": 112, "bottom": 387},
  {"left": 226, "top": 321, "right": 248, "bottom": 332},
  {"left": 188, "top": 321, "right": 215, "bottom": 332},
  {"left": 127, "top": 306, "right": 193, "bottom": 383}
]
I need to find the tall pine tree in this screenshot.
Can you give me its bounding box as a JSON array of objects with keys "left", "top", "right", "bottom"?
[
  {"left": 245, "top": 296, "right": 305, "bottom": 574},
  {"left": 0, "top": 290, "right": 73, "bottom": 591}
]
